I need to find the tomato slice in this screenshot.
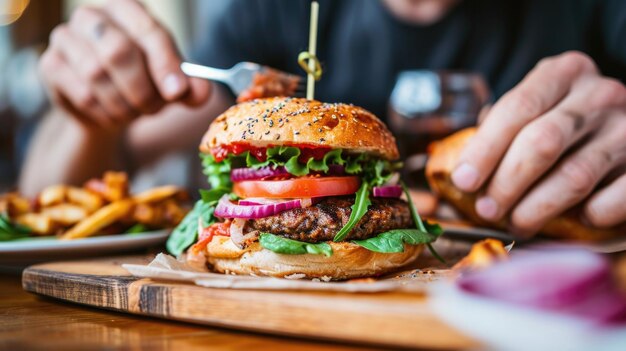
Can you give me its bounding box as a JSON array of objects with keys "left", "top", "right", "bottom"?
[
  {"left": 189, "top": 222, "right": 231, "bottom": 255},
  {"left": 233, "top": 176, "right": 361, "bottom": 199}
]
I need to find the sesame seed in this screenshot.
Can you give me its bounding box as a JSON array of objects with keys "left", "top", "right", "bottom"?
[
  {"left": 318, "top": 128, "right": 323, "bottom": 133},
  {"left": 294, "top": 131, "right": 300, "bottom": 135},
  {"left": 275, "top": 134, "right": 281, "bottom": 140},
  {"left": 320, "top": 138, "right": 325, "bottom": 142}
]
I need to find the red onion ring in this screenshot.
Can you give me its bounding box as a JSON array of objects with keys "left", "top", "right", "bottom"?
[
  {"left": 372, "top": 185, "right": 402, "bottom": 198},
  {"left": 231, "top": 165, "right": 346, "bottom": 181},
  {"left": 458, "top": 248, "right": 626, "bottom": 324},
  {"left": 215, "top": 195, "right": 303, "bottom": 219},
  {"left": 238, "top": 197, "right": 318, "bottom": 207},
  {"left": 230, "top": 166, "right": 289, "bottom": 181}
]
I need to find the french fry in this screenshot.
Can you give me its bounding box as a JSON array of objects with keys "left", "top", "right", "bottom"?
[
  {"left": 453, "top": 239, "right": 509, "bottom": 271},
  {"left": 132, "top": 185, "right": 182, "bottom": 204},
  {"left": 60, "top": 199, "right": 134, "bottom": 240},
  {"left": 84, "top": 172, "right": 129, "bottom": 202},
  {"left": 162, "top": 199, "right": 187, "bottom": 226},
  {"left": 39, "top": 185, "right": 68, "bottom": 207},
  {"left": 41, "top": 204, "right": 89, "bottom": 226},
  {"left": 132, "top": 203, "right": 159, "bottom": 226},
  {"left": 67, "top": 187, "right": 103, "bottom": 213},
  {"left": 15, "top": 213, "right": 57, "bottom": 235},
  {"left": 0, "top": 193, "right": 31, "bottom": 216},
  {"left": 103, "top": 171, "right": 129, "bottom": 201}
]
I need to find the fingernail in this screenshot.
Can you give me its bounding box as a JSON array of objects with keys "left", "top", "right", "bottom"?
[
  {"left": 451, "top": 163, "right": 480, "bottom": 190},
  {"left": 476, "top": 196, "right": 499, "bottom": 220},
  {"left": 162, "top": 73, "right": 185, "bottom": 99}
]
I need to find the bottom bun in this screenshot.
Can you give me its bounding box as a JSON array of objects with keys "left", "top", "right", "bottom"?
[{"left": 204, "top": 236, "right": 423, "bottom": 280}]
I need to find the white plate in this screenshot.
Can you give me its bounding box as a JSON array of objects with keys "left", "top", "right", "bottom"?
[{"left": 0, "top": 230, "right": 170, "bottom": 266}]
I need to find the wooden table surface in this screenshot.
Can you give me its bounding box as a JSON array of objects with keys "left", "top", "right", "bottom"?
[
  {"left": 4, "top": 252, "right": 626, "bottom": 351},
  {"left": 0, "top": 272, "right": 387, "bottom": 351}
]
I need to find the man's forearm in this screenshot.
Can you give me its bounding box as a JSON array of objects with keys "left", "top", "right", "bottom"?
[{"left": 19, "top": 109, "right": 125, "bottom": 197}]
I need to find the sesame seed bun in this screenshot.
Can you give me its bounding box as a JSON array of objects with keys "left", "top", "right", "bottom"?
[
  {"left": 200, "top": 97, "right": 400, "bottom": 160},
  {"left": 204, "top": 236, "right": 423, "bottom": 280},
  {"left": 426, "top": 127, "right": 623, "bottom": 241}
]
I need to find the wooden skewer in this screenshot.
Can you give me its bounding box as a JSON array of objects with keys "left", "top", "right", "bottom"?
[{"left": 306, "top": 1, "right": 319, "bottom": 100}]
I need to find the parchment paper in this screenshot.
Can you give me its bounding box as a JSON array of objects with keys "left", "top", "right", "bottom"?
[{"left": 122, "top": 238, "right": 471, "bottom": 293}]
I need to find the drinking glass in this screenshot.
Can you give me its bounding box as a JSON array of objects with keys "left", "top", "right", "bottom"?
[{"left": 388, "top": 70, "right": 490, "bottom": 187}]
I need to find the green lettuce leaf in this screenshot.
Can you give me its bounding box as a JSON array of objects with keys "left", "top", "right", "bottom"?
[
  {"left": 259, "top": 233, "right": 333, "bottom": 256},
  {"left": 199, "top": 187, "right": 231, "bottom": 203},
  {"left": 352, "top": 229, "right": 438, "bottom": 253},
  {"left": 201, "top": 153, "right": 232, "bottom": 190},
  {"left": 205, "top": 147, "right": 399, "bottom": 181},
  {"left": 166, "top": 199, "right": 217, "bottom": 256},
  {"left": 333, "top": 180, "right": 371, "bottom": 241}
]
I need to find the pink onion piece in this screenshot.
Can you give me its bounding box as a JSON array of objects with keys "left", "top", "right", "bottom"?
[
  {"left": 229, "top": 218, "right": 259, "bottom": 249},
  {"left": 457, "top": 247, "right": 626, "bottom": 324},
  {"left": 372, "top": 185, "right": 402, "bottom": 198},
  {"left": 230, "top": 166, "right": 289, "bottom": 181},
  {"left": 215, "top": 195, "right": 303, "bottom": 219},
  {"left": 239, "top": 197, "right": 320, "bottom": 207},
  {"left": 238, "top": 197, "right": 293, "bottom": 206}
]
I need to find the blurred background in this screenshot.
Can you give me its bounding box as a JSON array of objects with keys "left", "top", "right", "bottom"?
[{"left": 0, "top": 0, "right": 232, "bottom": 193}]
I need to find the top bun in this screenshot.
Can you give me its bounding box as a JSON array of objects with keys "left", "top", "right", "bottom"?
[{"left": 200, "top": 97, "right": 399, "bottom": 160}]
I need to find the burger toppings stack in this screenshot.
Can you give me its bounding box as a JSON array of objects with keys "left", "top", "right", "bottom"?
[{"left": 166, "top": 97, "right": 442, "bottom": 280}]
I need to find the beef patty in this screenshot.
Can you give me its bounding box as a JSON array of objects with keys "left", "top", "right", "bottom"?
[{"left": 247, "top": 197, "right": 413, "bottom": 243}]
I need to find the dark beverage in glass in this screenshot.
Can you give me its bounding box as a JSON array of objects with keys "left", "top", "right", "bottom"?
[{"left": 388, "top": 70, "right": 490, "bottom": 187}]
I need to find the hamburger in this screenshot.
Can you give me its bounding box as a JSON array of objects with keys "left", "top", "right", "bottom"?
[
  {"left": 166, "top": 97, "right": 442, "bottom": 280},
  {"left": 426, "top": 127, "right": 623, "bottom": 241}
]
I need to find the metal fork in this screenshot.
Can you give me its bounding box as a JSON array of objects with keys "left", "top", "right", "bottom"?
[{"left": 181, "top": 62, "right": 306, "bottom": 97}]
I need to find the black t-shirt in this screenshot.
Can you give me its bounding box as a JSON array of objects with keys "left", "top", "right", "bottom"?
[{"left": 191, "top": 0, "right": 626, "bottom": 119}]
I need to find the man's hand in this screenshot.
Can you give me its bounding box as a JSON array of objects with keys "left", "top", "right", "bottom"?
[
  {"left": 451, "top": 51, "right": 626, "bottom": 236},
  {"left": 39, "top": 0, "right": 210, "bottom": 131}
]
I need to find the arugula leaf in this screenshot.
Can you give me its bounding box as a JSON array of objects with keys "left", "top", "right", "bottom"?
[
  {"left": 399, "top": 181, "right": 445, "bottom": 263},
  {"left": 352, "top": 229, "right": 438, "bottom": 253},
  {"left": 166, "top": 200, "right": 216, "bottom": 256},
  {"left": 259, "top": 233, "right": 333, "bottom": 256},
  {"left": 125, "top": 223, "right": 148, "bottom": 234},
  {"left": 0, "top": 214, "right": 31, "bottom": 241},
  {"left": 333, "top": 180, "right": 371, "bottom": 241}
]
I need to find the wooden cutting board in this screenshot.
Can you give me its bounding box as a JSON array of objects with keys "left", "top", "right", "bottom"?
[{"left": 21, "top": 255, "right": 479, "bottom": 350}]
